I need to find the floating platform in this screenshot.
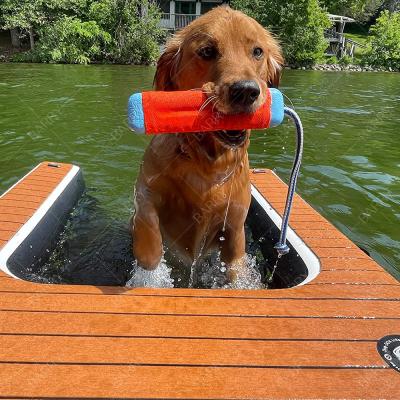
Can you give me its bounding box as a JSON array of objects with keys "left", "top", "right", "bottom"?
[{"left": 0, "top": 162, "right": 399, "bottom": 399}]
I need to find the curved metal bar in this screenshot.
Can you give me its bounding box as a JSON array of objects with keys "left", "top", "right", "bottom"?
[{"left": 274, "top": 106, "right": 304, "bottom": 256}]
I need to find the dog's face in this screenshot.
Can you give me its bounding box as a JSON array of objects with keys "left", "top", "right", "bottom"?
[{"left": 155, "top": 6, "right": 283, "bottom": 148}]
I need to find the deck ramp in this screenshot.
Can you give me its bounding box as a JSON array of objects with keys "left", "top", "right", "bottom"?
[{"left": 0, "top": 163, "right": 399, "bottom": 399}]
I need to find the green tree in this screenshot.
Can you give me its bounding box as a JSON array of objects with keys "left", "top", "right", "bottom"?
[
  {"left": 362, "top": 10, "right": 400, "bottom": 69},
  {"left": 1, "top": 0, "right": 44, "bottom": 49},
  {"left": 89, "top": 0, "right": 165, "bottom": 64},
  {"left": 0, "top": 0, "right": 91, "bottom": 50},
  {"left": 231, "top": 0, "right": 330, "bottom": 64},
  {"left": 321, "top": 0, "right": 385, "bottom": 22}
]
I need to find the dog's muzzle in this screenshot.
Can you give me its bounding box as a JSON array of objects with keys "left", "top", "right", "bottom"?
[{"left": 216, "top": 130, "right": 247, "bottom": 148}]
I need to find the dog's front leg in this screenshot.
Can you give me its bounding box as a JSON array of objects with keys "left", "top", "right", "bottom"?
[
  {"left": 220, "top": 225, "right": 247, "bottom": 283},
  {"left": 131, "top": 202, "right": 163, "bottom": 271}
]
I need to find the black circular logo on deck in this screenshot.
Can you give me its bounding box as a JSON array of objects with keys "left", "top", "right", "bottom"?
[{"left": 377, "top": 335, "right": 400, "bottom": 372}]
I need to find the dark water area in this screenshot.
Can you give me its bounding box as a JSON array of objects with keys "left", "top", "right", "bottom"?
[{"left": 0, "top": 64, "right": 399, "bottom": 282}]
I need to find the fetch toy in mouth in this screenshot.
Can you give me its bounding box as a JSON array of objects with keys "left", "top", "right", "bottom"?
[
  {"left": 127, "top": 88, "right": 304, "bottom": 262},
  {"left": 127, "top": 88, "right": 285, "bottom": 135}
]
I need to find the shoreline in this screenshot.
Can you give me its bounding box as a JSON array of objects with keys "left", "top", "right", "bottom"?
[
  {"left": 0, "top": 54, "right": 398, "bottom": 73},
  {"left": 286, "top": 63, "right": 399, "bottom": 72}
]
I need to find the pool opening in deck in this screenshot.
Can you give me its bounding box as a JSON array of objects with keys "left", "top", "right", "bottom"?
[{"left": 1, "top": 163, "right": 320, "bottom": 289}]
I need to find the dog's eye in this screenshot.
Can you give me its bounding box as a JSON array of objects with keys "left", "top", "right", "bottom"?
[
  {"left": 198, "top": 46, "right": 217, "bottom": 60},
  {"left": 253, "top": 47, "right": 264, "bottom": 59}
]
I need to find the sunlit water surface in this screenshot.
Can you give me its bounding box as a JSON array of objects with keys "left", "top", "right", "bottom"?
[{"left": 0, "top": 64, "right": 399, "bottom": 285}]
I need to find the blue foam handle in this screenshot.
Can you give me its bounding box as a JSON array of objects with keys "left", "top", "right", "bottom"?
[
  {"left": 269, "top": 88, "right": 285, "bottom": 127},
  {"left": 128, "top": 93, "right": 145, "bottom": 134}
]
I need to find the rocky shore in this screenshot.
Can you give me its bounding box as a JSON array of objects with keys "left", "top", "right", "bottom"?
[{"left": 286, "top": 63, "right": 399, "bottom": 72}]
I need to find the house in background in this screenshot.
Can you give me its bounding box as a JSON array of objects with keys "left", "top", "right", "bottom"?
[
  {"left": 158, "top": 0, "right": 229, "bottom": 31},
  {"left": 325, "top": 14, "right": 365, "bottom": 59}
]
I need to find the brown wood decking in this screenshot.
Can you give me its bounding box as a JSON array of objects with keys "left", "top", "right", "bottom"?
[{"left": 0, "top": 162, "right": 399, "bottom": 399}]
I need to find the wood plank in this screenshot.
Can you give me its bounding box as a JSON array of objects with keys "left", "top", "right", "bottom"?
[
  {"left": 320, "top": 258, "right": 384, "bottom": 271},
  {"left": 14, "top": 181, "right": 58, "bottom": 192},
  {"left": 312, "top": 247, "right": 369, "bottom": 259},
  {"left": 292, "top": 228, "right": 345, "bottom": 239},
  {"left": 290, "top": 214, "right": 330, "bottom": 223},
  {"left": 0, "top": 365, "right": 397, "bottom": 399},
  {"left": 0, "top": 199, "right": 43, "bottom": 208},
  {"left": 0, "top": 230, "right": 15, "bottom": 241},
  {"left": 32, "top": 170, "right": 71, "bottom": 178},
  {"left": 1, "top": 193, "right": 48, "bottom": 203},
  {"left": 313, "top": 270, "right": 399, "bottom": 285},
  {"left": 0, "top": 221, "right": 23, "bottom": 232},
  {"left": 20, "top": 175, "right": 65, "bottom": 184},
  {"left": 1, "top": 311, "right": 399, "bottom": 340},
  {"left": 0, "top": 205, "right": 38, "bottom": 215},
  {"left": 0, "top": 335, "right": 386, "bottom": 367},
  {"left": 0, "top": 278, "right": 399, "bottom": 300},
  {"left": 305, "top": 238, "right": 355, "bottom": 248},
  {"left": 1, "top": 293, "right": 399, "bottom": 319},
  {"left": 7, "top": 188, "right": 52, "bottom": 197},
  {"left": 0, "top": 214, "right": 30, "bottom": 224},
  {"left": 268, "top": 199, "right": 311, "bottom": 211}
]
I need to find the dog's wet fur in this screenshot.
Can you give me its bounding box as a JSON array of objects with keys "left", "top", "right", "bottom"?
[{"left": 131, "top": 6, "right": 283, "bottom": 285}]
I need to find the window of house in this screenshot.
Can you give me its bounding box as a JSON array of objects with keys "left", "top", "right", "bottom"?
[
  {"left": 175, "top": 1, "right": 197, "bottom": 14},
  {"left": 159, "top": 0, "right": 170, "bottom": 13}
]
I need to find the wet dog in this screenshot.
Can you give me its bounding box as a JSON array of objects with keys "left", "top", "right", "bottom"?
[{"left": 131, "top": 6, "right": 283, "bottom": 286}]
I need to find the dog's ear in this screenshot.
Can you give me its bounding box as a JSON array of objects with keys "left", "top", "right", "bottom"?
[
  {"left": 267, "top": 51, "right": 284, "bottom": 88},
  {"left": 154, "top": 36, "right": 182, "bottom": 91},
  {"left": 266, "top": 44, "right": 284, "bottom": 88},
  {"left": 263, "top": 33, "right": 284, "bottom": 88}
]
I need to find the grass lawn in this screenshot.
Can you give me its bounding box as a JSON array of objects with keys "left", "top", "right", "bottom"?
[
  {"left": 343, "top": 30, "right": 369, "bottom": 58},
  {"left": 345, "top": 32, "right": 368, "bottom": 45}
]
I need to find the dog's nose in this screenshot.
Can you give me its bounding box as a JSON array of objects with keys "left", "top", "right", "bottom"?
[{"left": 229, "top": 80, "right": 260, "bottom": 107}]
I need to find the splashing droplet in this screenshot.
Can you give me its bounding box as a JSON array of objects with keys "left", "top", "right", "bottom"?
[{"left": 126, "top": 259, "right": 174, "bottom": 288}]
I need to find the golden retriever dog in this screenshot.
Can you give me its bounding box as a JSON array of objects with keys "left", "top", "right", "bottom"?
[{"left": 130, "top": 6, "right": 283, "bottom": 287}]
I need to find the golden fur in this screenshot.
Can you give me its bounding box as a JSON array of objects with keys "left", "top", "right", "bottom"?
[{"left": 131, "top": 6, "right": 283, "bottom": 283}]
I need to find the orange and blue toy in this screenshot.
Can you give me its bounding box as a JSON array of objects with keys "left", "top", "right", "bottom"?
[
  {"left": 127, "top": 88, "right": 303, "bottom": 263},
  {"left": 127, "top": 88, "right": 284, "bottom": 134}
]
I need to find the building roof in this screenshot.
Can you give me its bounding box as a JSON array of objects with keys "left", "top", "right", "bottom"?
[{"left": 328, "top": 13, "right": 356, "bottom": 23}]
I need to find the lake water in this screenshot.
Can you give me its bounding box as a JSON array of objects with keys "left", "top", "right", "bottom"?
[{"left": 0, "top": 64, "right": 399, "bottom": 282}]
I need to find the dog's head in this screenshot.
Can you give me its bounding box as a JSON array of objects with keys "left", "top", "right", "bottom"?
[{"left": 154, "top": 6, "right": 283, "bottom": 148}]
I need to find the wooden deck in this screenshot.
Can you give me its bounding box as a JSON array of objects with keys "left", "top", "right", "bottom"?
[{"left": 0, "top": 162, "right": 399, "bottom": 399}]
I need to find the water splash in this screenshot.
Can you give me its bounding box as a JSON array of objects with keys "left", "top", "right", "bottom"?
[
  {"left": 228, "top": 254, "right": 264, "bottom": 290},
  {"left": 126, "top": 259, "right": 174, "bottom": 288},
  {"left": 267, "top": 254, "right": 282, "bottom": 285}
]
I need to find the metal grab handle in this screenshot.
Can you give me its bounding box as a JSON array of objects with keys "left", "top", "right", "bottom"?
[{"left": 274, "top": 107, "right": 304, "bottom": 256}]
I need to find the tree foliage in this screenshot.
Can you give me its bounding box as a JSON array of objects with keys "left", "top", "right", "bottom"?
[
  {"left": 362, "top": 10, "right": 400, "bottom": 69},
  {"left": 33, "top": 17, "right": 111, "bottom": 64},
  {"left": 0, "top": 0, "right": 164, "bottom": 64},
  {"left": 231, "top": 0, "right": 330, "bottom": 64},
  {"left": 320, "top": 0, "right": 398, "bottom": 22},
  {"left": 89, "top": 0, "right": 165, "bottom": 64}
]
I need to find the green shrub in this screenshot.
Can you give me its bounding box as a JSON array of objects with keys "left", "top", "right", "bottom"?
[
  {"left": 3, "top": 0, "right": 164, "bottom": 65},
  {"left": 339, "top": 55, "right": 353, "bottom": 64},
  {"left": 231, "top": 0, "right": 331, "bottom": 64},
  {"left": 362, "top": 10, "right": 400, "bottom": 69},
  {"left": 30, "top": 16, "right": 111, "bottom": 64},
  {"left": 326, "top": 55, "right": 339, "bottom": 64}
]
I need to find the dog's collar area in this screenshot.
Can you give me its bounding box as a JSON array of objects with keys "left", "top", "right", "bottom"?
[{"left": 216, "top": 129, "right": 247, "bottom": 148}]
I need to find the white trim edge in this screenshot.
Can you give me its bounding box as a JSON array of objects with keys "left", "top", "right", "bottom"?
[
  {"left": 0, "top": 165, "right": 80, "bottom": 279},
  {"left": 251, "top": 184, "right": 321, "bottom": 286}
]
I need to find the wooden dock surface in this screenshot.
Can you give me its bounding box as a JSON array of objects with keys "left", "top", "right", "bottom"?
[{"left": 0, "top": 163, "right": 399, "bottom": 399}]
